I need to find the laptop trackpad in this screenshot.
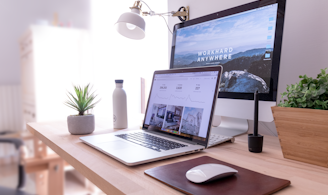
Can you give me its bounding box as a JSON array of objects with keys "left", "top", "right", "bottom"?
[{"left": 96, "top": 140, "right": 136, "bottom": 151}]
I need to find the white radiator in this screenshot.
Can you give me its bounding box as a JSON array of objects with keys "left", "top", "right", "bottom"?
[{"left": 0, "top": 85, "right": 23, "bottom": 132}]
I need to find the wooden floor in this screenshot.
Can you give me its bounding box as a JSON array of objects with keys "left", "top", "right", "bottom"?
[{"left": 27, "top": 121, "right": 328, "bottom": 195}]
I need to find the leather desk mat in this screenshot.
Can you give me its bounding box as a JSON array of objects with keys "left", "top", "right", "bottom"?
[{"left": 144, "top": 156, "right": 290, "bottom": 195}]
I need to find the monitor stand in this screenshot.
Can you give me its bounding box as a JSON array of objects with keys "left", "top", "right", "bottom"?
[{"left": 210, "top": 116, "right": 248, "bottom": 137}]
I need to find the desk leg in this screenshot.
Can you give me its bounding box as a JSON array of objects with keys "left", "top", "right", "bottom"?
[
  {"left": 35, "top": 170, "right": 48, "bottom": 195},
  {"left": 33, "top": 138, "right": 47, "bottom": 158},
  {"left": 48, "top": 159, "right": 64, "bottom": 195}
]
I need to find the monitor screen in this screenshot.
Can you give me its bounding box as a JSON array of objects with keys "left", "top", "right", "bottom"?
[
  {"left": 143, "top": 69, "right": 220, "bottom": 145},
  {"left": 171, "top": 1, "right": 284, "bottom": 100}
]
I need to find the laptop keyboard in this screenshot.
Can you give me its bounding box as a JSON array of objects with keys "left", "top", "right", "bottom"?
[{"left": 115, "top": 132, "right": 187, "bottom": 152}]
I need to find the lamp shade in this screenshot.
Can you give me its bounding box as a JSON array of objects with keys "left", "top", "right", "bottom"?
[{"left": 115, "top": 12, "right": 146, "bottom": 40}]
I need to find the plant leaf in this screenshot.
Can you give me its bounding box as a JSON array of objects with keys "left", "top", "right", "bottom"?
[
  {"left": 278, "top": 69, "right": 328, "bottom": 110},
  {"left": 64, "top": 83, "right": 101, "bottom": 115}
]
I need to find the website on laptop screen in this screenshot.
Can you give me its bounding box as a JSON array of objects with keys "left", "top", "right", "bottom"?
[{"left": 144, "top": 71, "right": 219, "bottom": 141}]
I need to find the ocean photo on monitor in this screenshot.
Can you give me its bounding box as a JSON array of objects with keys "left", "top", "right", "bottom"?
[{"left": 173, "top": 4, "right": 278, "bottom": 93}]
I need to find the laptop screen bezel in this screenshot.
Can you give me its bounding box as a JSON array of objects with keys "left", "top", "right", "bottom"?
[{"left": 142, "top": 66, "right": 222, "bottom": 148}]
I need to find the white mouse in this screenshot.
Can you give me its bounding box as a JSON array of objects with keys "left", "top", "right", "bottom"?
[{"left": 186, "top": 163, "right": 238, "bottom": 183}]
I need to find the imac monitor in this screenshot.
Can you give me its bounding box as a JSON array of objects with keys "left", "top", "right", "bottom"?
[{"left": 170, "top": 0, "right": 286, "bottom": 136}]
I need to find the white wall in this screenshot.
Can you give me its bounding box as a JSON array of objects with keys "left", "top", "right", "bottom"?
[
  {"left": 0, "top": 0, "right": 90, "bottom": 85},
  {"left": 91, "top": 0, "right": 168, "bottom": 125},
  {"left": 168, "top": 0, "right": 328, "bottom": 136},
  {"left": 0, "top": 0, "right": 168, "bottom": 129}
]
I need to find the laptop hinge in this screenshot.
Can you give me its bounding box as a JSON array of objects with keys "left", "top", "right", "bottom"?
[{"left": 144, "top": 130, "right": 197, "bottom": 145}]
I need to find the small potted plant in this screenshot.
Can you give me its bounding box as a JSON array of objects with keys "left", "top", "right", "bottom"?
[
  {"left": 271, "top": 68, "right": 328, "bottom": 167},
  {"left": 65, "top": 84, "right": 100, "bottom": 135}
]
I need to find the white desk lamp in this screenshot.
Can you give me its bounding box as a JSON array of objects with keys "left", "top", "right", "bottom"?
[{"left": 115, "top": 1, "right": 189, "bottom": 40}]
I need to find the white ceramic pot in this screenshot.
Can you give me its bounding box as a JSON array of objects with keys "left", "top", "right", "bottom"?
[{"left": 67, "top": 114, "right": 95, "bottom": 135}]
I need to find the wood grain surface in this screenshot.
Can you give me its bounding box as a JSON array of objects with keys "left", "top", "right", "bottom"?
[
  {"left": 27, "top": 120, "right": 328, "bottom": 195},
  {"left": 272, "top": 106, "right": 328, "bottom": 167}
]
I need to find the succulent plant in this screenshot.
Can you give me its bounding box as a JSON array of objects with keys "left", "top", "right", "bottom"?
[{"left": 65, "top": 84, "right": 100, "bottom": 115}]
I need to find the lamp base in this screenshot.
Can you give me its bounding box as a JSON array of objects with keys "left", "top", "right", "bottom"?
[{"left": 248, "top": 134, "right": 263, "bottom": 153}]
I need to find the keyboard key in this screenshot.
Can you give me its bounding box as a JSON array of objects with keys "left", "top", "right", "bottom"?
[{"left": 115, "top": 132, "right": 187, "bottom": 152}]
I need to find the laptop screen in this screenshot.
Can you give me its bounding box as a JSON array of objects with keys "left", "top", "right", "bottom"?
[{"left": 143, "top": 67, "right": 222, "bottom": 146}]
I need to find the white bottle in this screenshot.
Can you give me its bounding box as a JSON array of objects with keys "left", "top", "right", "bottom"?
[{"left": 113, "top": 80, "right": 128, "bottom": 129}]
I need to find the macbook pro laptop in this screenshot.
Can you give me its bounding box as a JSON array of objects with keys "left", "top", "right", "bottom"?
[{"left": 80, "top": 66, "right": 223, "bottom": 166}]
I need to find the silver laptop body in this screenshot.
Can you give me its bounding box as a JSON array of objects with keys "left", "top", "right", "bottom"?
[{"left": 80, "top": 66, "right": 223, "bottom": 166}]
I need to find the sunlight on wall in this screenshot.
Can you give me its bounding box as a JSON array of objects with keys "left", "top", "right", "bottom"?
[{"left": 91, "top": 0, "right": 169, "bottom": 126}]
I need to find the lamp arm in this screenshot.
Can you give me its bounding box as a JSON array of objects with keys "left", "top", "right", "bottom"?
[
  {"left": 139, "top": 0, "right": 153, "bottom": 12},
  {"left": 142, "top": 11, "right": 174, "bottom": 16},
  {"left": 130, "top": 0, "right": 189, "bottom": 34},
  {"left": 138, "top": 1, "right": 173, "bottom": 17},
  {"left": 137, "top": 0, "right": 189, "bottom": 21}
]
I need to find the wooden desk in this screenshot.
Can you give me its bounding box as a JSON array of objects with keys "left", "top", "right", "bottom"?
[{"left": 27, "top": 121, "right": 328, "bottom": 195}]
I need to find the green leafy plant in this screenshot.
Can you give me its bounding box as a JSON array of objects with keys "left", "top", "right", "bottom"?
[
  {"left": 278, "top": 68, "right": 328, "bottom": 109},
  {"left": 65, "top": 84, "right": 100, "bottom": 115}
]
